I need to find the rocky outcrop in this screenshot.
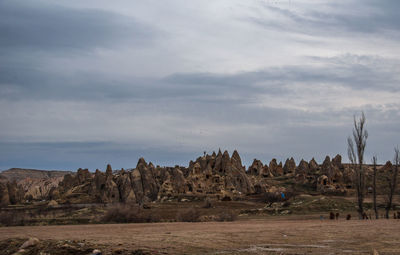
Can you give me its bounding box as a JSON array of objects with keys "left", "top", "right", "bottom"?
[
  {"left": 20, "top": 177, "right": 63, "bottom": 201},
  {"left": 283, "top": 158, "right": 296, "bottom": 175},
  {"left": 248, "top": 159, "right": 264, "bottom": 176},
  {"left": 0, "top": 168, "right": 72, "bottom": 182},
  {"left": 115, "top": 170, "right": 136, "bottom": 203},
  {"left": 248, "top": 159, "right": 270, "bottom": 177},
  {"left": 98, "top": 165, "right": 119, "bottom": 203},
  {"left": 182, "top": 150, "right": 254, "bottom": 200},
  {"left": 321, "top": 156, "right": 343, "bottom": 184},
  {"left": 0, "top": 181, "right": 24, "bottom": 206},
  {"left": 309, "top": 158, "right": 319, "bottom": 173},
  {"left": 380, "top": 161, "right": 393, "bottom": 173},
  {"left": 0, "top": 151, "right": 368, "bottom": 206},
  {"left": 76, "top": 168, "right": 92, "bottom": 184},
  {"left": 269, "top": 159, "right": 283, "bottom": 177},
  {"left": 136, "top": 159, "right": 159, "bottom": 202},
  {"left": 295, "top": 159, "right": 309, "bottom": 183},
  {"left": 0, "top": 182, "right": 10, "bottom": 206}
]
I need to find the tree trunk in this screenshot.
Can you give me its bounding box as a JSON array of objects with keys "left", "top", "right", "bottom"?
[
  {"left": 373, "top": 157, "right": 378, "bottom": 219},
  {"left": 373, "top": 171, "right": 378, "bottom": 219},
  {"left": 385, "top": 150, "right": 399, "bottom": 219},
  {"left": 385, "top": 165, "right": 398, "bottom": 219},
  {"left": 357, "top": 164, "right": 364, "bottom": 219}
]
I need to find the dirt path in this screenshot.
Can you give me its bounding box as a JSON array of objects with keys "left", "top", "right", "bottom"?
[{"left": 1, "top": 219, "right": 399, "bottom": 254}]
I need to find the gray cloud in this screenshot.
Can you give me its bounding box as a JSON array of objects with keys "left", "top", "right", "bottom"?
[
  {"left": 0, "top": 141, "right": 199, "bottom": 171},
  {"left": 0, "top": 0, "right": 155, "bottom": 51},
  {"left": 0, "top": 0, "right": 399, "bottom": 170},
  {"left": 248, "top": 0, "right": 400, "bottom": 37},
  {"left": 1, "top": 54, "right": 398, "bottom": 105}
]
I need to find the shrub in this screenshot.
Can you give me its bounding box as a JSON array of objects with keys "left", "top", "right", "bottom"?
[
  {"left": 102, "top": 204, "right": 159, "bottom": 223},
  {"left": 175, "top": 207, "right": 202, "bottom": 222},
  {"left": 215, "top": 210, "right": 237, "bottom": 222},
  {"left": 202, "top": 198, "right": 212, "bottom": 208},
  {"left": 263, "top": 192, "right": 283, "bottom": 206},
  {"left": 0, "top": 211, "right": 26, "bottom": 226}
]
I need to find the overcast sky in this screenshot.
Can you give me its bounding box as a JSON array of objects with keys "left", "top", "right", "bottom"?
[{"left": 1, "top": 0, "right": 399, "bottom": 171}]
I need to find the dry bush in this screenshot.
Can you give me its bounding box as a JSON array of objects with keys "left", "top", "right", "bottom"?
[
  {"left": 175, "top": 207, "right": 202, "bottom": 222},
  {"left": 202, "top": 198, "right": 213, "bottom": 208},
  {"left": 215, "top": 210, "right": 237, "bottom": 222},
  {"left": 0, "top": 211, "right": 26, "bottom": 226},
  {"left": 263, "top": 192, "right": 283, "bottom": 206},
  {"left": 102, "top": 204, "right": 160, "bottom": 223}
]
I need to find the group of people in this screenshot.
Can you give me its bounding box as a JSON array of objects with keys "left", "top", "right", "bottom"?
[{"left": 323, "top": 211, "right": 400, "bottom": 220}]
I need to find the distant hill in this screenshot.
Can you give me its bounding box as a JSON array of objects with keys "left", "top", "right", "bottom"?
[{"left": 0, "top": 168, "right": 73, "bottom": 182}]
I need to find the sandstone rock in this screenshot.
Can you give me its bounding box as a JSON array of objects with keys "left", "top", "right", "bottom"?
[
  {"left": 231, "top": 150, "right": 243, "bottom": 171},
  {"left": 321, "top": 156, "right": 343, "bottom": 184},
  {"left": 59, "top": 174, "right": 77, "bottom": 190},
  {"left": 283, "top": 158, "right": 296, "bottom": 174},
  {"left": 116, "top": 171, "right": 136, "bottom": 203},
  {"left": 136, "top": 158, "right": 159, "bottom": 202},
  {"left": 269, "top": 159, "right": 283, "bottom": 176},
  {"left": 309, "top": 158, "right": 319, "bottom": 172},
  {"left": 20, "top": 177, "right": 63, "bottom": 201},
  {"left": 158, "top": 167, "right": 187, "bottom": 198},
  {"left": 253, "top": 178, "right": 268, "bottom": 194},
  {"left": 221, "top": 150, "right": 232, "bottom": 175},
  {"left": 296, "top": 160, "right": 309, "bottom": 175},
  {"left": 260, "top": 165, "right": 270, "bottom": 177},
  {"left": 92, "top": 249, "right": 102, "bottom": 255},
  {"left": 321, "top": 156, "right": 331, "bottom": 175},
  {"left": 12, "top": 249, "right": 26, "bottom": 255},
  {"left": 106, "top": 164, "right": 113, "bottom": 177},
  {"left": 332, "top": 154, "right": 343, "bottom": 169},
  {"left": 0, "top": 182, "right": 10, "bottom": 206},
  {"left": 76, "top": 168, "right": 92, "bottom": 184},
  {"left": 295, "top": 159, "right": 309, "bottom": 183},
  {"left": 89, "top": 167, "right": 119, "bottom": 203},
  {"left": 248, "top": 159, "right": 263, "bottom": 176},
  {"left": 214, "top": 149, "right": 223, "bottom": 174},
  {"left": 20, "top": 237, "right": 40, "bottom": 249},
  {"left": 12, "top": 151, "right": 355, "bottom": 205},
  {"left": 7, "top": 181, "right": 24, "bottom": 205},
  {"left": 47, "top": 200, "right": 58, "bottom": 207},
  {"left": 173, "top": 150, "right": 254, "bottom": 200},
  {"left": 380, "top": 161, "right": 393, "bottom": 172},
  {"left": 317, "top": 175, "right": 329, "bottom": 187}
]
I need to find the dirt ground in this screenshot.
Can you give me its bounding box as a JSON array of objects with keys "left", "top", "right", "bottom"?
[{"left": 1, "top": 217, "right": 399, "bottom": 254}]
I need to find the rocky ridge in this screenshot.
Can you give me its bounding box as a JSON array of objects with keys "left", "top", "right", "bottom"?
[{"left": 0, "top": 150, "right": 388, "bottom": 206}]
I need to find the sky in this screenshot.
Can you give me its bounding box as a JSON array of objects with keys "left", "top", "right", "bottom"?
[{"left": 0, "top": 0, "right": 399, "bottom": 171}]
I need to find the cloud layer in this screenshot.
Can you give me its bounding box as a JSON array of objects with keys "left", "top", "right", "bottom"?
[{"left": 0, "top": 0, "right": 399, "bottom": 170}]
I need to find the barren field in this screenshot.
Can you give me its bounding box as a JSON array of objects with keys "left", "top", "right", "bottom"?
[{"left": 1, "top": 218, "right": 400, "bottom": 254}]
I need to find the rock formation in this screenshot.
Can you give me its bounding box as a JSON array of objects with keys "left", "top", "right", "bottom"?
[
  {"left": 0, "top": 151, "right": 366, "bottom": 206},
  {"left": 268, "top": 159, "right": 283, "bottom": 177},
  {"left": 283, "top": 158, "right": 296, "bottom": 175}
]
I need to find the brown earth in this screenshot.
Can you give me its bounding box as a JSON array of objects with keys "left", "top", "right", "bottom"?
[{"left": 1, "top": 218, "right": 399, "bottom": 254}]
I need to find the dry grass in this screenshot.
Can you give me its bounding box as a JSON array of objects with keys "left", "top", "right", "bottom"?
[
  {"left": 102, "top": 204, "right": 160, "bottom": 223},
  {"left": 175, "top": 207, "right": 202, "bottom": 222}
]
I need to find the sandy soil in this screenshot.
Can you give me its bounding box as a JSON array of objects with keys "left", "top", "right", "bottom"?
[{"left": 1, "top": 218, "right": 399, "bottom": 254}]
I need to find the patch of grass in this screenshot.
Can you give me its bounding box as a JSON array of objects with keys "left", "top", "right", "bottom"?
[
  {"left": 202, "top": 198, "right": 213, "bottom": 208},
  {"left": 215, "top": 210, "right": 238, "bottom": 222},
  {"left": 102, "top": 204, "right": 160, "bottom": 223},
  {"left": 0, "top": 211, "right": 27, "bottom": 226},
  {"left": 175, "top": 207, "right": 202, "bottom": 222}
]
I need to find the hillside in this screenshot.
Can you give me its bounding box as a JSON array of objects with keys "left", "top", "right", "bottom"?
[{"left": 0, "top": 168, "right": 73, "bottom": 183}]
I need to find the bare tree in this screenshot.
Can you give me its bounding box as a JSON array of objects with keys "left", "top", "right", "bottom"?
[
  {"left": 347, "top": 112, "right": 368, "bottom": 219},
  {"left": 385, "top": 147, "right": 399, "bottom": 219},
  {"left": 372, "top": 156, "right": 378, "bottom": 219}
]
